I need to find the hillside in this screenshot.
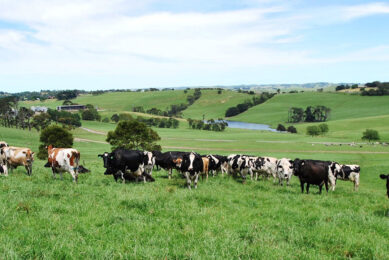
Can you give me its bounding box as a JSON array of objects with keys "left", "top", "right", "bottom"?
[
  {"left": 21, "top": 89, "right": 253, "bottom": 120},
  {"left": 231, "top": 92, "right": 389, "bottom": 124}
]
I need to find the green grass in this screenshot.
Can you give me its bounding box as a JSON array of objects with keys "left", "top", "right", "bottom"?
[
  {"left": 231, "top": 92, "right": 389, "bottom": 125},
  {"left": 0, "top": 120, "right": 389, "bottom": 259},
  {"left": 182, "top": 89, "right": 251, "bottom": 120}
]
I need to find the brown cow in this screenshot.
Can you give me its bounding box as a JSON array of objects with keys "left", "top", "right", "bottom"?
[
  {"left": 201, "top": 157, "right": 210, "bottom": 180},
  {"left": 47, "top": 145, "right": 80, "bottom": 182},
  {"left": 3, "top": 146, "right": 34, "bottom": 175}
]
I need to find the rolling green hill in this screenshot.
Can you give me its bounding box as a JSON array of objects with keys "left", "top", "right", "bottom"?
[
  {"left": 230, "top": 92, "right": 389, "bottom": 125},
  {"left": 182, "top": 89, "right": 251, "bottom": 120}
]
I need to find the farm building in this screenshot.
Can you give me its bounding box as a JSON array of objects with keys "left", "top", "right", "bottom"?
[{"left": 56, "top": 105, "right": 86, "bottom": 111}]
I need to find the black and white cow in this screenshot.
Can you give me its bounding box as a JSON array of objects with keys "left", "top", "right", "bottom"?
[
  {"left": 143, "top": 151, "right": 155, "bottom": 176},
  {"left": 207, "top": 154, "right": 228, "bottom": 176},
  {"left": 379, "top": 174, "right": 389, "bottom": 198},
  {"left": 98, "top": 149, "right": 153, "bottom": 183},
  {"left": 292, "top": 159, "right": 331, "bottom": 194},
  {"left": 254, "top": 157, "right": 278, "bottom": 181},
  {"left": 333, "top": 164, "right": 360, "bottom": 191},
  {"left": 276, "top": 158, "right": 294, "bottom": 186},
  {"left": 174, "top": 152, "right": 203, "bottom": 189},
  {"left": 154, "top": 151, "right": 187, "bottom": 179}
]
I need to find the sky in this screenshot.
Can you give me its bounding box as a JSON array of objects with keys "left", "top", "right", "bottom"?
[{"left": 0, "top": 0, "right": 388, "bottom": 92}]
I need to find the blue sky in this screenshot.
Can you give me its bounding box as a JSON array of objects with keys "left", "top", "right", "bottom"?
[{"left": 0, "top": 0, "right": 388, "bottom": 92}]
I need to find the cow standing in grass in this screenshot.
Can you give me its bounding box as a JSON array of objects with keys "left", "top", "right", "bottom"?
[
  {"left": 47, "top": 145, "right": 80, "bottom": 182},
  {"left": 276, "top": 158, "right": 294, "bottom": 186},
  {"left": 292, "top": 159, "right": 330, "bottom": 194},
  {"left": 332, "top": 164, "right": 361, "bottom": 191},
  {"left": 174, "top": 152, "right": 203, "bottom": 189},
  {"left": 2, "top": 146, "right": 34, "bottom": 175}
]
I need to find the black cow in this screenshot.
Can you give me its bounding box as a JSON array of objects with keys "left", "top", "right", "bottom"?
[
  {"left": 154, "top": 151, "right": 187, "bottom": 179},
  {"left": 207, "top": 154, "right": 228, "bottom": 176},
  {"left": 379, "top": 174, "right": 389, "bottom": 198},
  {"left": 98, "top": 149, "right": 153, "bottom": 183},
  {"left": 293, "top": 159, "right": 331, "bottom": 194},
  {"left": 174, "top": 152, "right": 203, "bottom": 189}
]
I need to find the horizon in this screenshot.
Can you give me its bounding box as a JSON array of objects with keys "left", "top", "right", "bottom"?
[{"left": 0, "top": 0, "right": 388, "bottom": 92}]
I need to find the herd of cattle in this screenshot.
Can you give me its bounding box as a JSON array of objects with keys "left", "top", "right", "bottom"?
[{"left": 0, "top": 140, "right": 388, "bottom": 197}]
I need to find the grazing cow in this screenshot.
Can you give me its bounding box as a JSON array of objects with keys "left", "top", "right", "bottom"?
[
  {"left": 259, "top": 157, "right": 278, "bottom": 181},
  {"left": 332, "top": 164, "right": 360, "bottom": 191},
  {"left": 201, "top": 157, "right": 209, "bottom": 180},
  {"left": 276, "top": 158, "right": 294, "bottom": 186},
  {"left": 98, "top": 149, "right": 151, "bottom": 183},
  {"left": 2, "top": 146, "right": 34, "bottom": 175},
  {"left": 154, "top": 151, "right": 187, "bottom": 179},
  {"left": 292, "top": 159, "right": 330, "bottom": 194},
  {"left": 379, "top": 174, "right": 389, "bottom": 198},
  {"left": 143, "top": 151, "right": 155, "bottom": 176},
  {"left": 174, "top": 152, "right": 203, "bottom": 189},
  {"left": 47, "top": 145, "right": 80, "bottom": 182}
]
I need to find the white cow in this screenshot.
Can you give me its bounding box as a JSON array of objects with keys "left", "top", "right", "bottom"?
[
  {"left": 276, "top": 158, "right": 294, "bottom": 186},
  {"left": 261, "top": 157, "right": 278, "bottom": 182},
  {"left": 143, "top": 151, "right": 155, "bottom": 176}
]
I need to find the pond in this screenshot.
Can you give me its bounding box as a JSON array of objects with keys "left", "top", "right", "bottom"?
[{"left": 224, "top": 120, "right": 278, "bottom": 132}]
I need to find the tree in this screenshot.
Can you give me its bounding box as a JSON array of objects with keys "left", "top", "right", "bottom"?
[
  {"left": 81, "top": 107, "right": 101, "bottom": 121},
  {"left": 102, "top": 117, "right": 110, "bottom": 123},
  {"left": 306, "top": 125, "right": 320, "bottom": 136},
  {"left": 111, "top": 114, "right": 120, "bottom": 123},
  {"left": 225, "top": 107, "right": 240, "bottom": 117},
  {"left": 362, "top": 129, "right": 380, "bottom": 142},
  {"left": 106, "top": 120, "right": 161, "bottom": 151},
  {"left": 56, "top": 90, "right": 78, "bottom": 100},
  {"left": 287, "top": 126, "right": 297, "bottom": 133},
  {"left": 38, "top": 125, "right": 73, "bottom": 159},
  {"left": 318, "top": 123, "right": 329, "bottom": 134},
  {"left": 277, "top": 124, "right": 286, "bottom": 131},
  {"left": 32, "top": 113, "right": 51, "bottom": 131}
]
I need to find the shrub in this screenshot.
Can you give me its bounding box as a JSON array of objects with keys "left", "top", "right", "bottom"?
[
  {"left": 111, "top": 114, "right": 120, "bottom": 123},
  {"left": 38, "top": 125, "right": 73, "bottom": 159},
  {"left": 318, "top": 123, "right": 329, "bottom": 134},
  {"left": 225, "top": 107, "right": 240, "bottom": 117},
  {"left": 81, "top": 108, "right": 101, "bottom": 121},
  {"left": 306, "top": 126, "right": 321, "bottom": 136},
  {"left": 287, "top": 126, "right": 297, "bottom": 133},
  {"left": 106, "top": 120, "right": 161, "bottom": 151},
  {"left": 362, "top": 129, "right": 380, "bottom": 142},
  {"left": 102, "top": 117, "right": 110, "bottom": 123},
  {"left": 277, "top": 124, "right": 286, "bottom": 131}
]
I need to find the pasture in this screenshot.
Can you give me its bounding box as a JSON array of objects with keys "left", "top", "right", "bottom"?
[{"left": 3, "top": 90, "right": 389, "bottom": 259}]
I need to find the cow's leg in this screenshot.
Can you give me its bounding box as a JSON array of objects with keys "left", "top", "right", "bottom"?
[
  {"left": 194, "top": 173, "right": 199, "bottom": 189},
  {"left": 306, "top": 183, "right": 310, "bottom": 194},
  {"left": 51, "top": 167, "right": 56, "bottom": 179},
  {"left": 185, "top": 172, "right": 191, "bottom": 189},
  {"left": 24, "top": 164, "right": 31, "bottom": 176},
  {"left": 354, "top": 175, "right": 360, "bottom": 191},
  {"left": 300, "top": 181, "right": 304, "bottom": 193},
  {"left": 70, "top": 169, "right": 77, "bottom": 183},
  {"left": 319, "top": 184, "right": 323, "bottom": 194},
  {"left": 168, "top": 168, "right": 172, "bottom": 179},
  {"left": 287, "top": 177, "right": 290, "bottom": 186},
  {"left": 324, "top": 181, "right": 329, "bottom": 193}
]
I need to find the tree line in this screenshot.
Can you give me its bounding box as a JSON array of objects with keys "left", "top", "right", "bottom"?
[
  {"left": 110, "top": 113, "right": 179, "bottom": 129},
  {"left": 288, "top": 106, "right": 331, "bottom": 123},
  {"left": 187, "top": 119, "right": 228, "bottom": 132},
  {"left": 225, "top": 92, "right": 275, "bottom": 117},
  {"left": 361, "top": 81, "right": 389, "bottom": 96}
]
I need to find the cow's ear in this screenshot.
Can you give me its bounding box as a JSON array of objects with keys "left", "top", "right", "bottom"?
[
  {"left": 98, "top": 154, "right": 103, "bottom": 158},
  {"left": 380, "top": 174, "right": 389, "bottom": 179},
  {"left": 289, "top": 160, "right": 293, "bottom": 164}
]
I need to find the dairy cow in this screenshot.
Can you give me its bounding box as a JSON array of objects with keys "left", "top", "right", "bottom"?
[
  {"left": 98, "top": 149, "right": 153, "bottom": 183},
  {"left": 154, "top": 151, "right": 187, "bottom": 179},
  {"left": 333, "top": 164, "right": 361, "bottom": 191},
  {"left": 174, "top": 152, "right": 203, "bottom": 189},
  {"left": 47, "top": 145, "right": 80, "bottom": 182},
  {"left": 2, "top": 146, "right": 34, "bottom": 175},
  {"left": 276, "top": 158, "right": 294, "bottom": 186},
  {"left": 143, "top": 151, "right": 155, "bottom": 176}
]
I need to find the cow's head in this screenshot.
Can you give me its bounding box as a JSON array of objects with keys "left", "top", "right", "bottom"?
[
  {"left": 98, "top": 152, "right": 113, "bottom": 170},
  {"left": 24, "top": 150, "right": 34, "bottom": 163},
  {"left": 143, "top": 151, "right": 155, "bottom": 166},
  {"left": 78, "top": 165, "right": 90, "bottom": 173},
  {"left": 329, "top": 162, "right": 342, "bottom": 178},
  {"left": 277, "top": 159, "right": 294, "bottom": 179},
  {"left": 379, "top": 174, "right": 389, "bottom": 198},
  {"left": 292, "top": 159, "right": 304, "bottom": 176},
  {"left": 231, "top": 156, "right": 241, "bottom": 169},
  {"left": 173, "top": 158, "right": 183, "bottom": 168}
]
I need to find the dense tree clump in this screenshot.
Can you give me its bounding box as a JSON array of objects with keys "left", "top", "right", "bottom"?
[
  {"left": 225, "top": 92, "right": 275, "bottom": 117},
  {"left": 306, "top": 123, "right": 329, "bottom": 137},
  {"left": 362, "top": 129, "right": 380, "bottom": 142},
  {"left": 361, "top": 81, "right": 389, "bottom": 96},
  {"left": 81, "top": 104, "right": 101, "bottom": 121},
  {"left": 187, "top": 118, "right": 228, "bottom": 132},
  {"left": 56, "top": 90, "right": 78, "bottom": 100},
  {"left": 106, "top": 120, "right": 161, "bottom": 151},
  {"left": 287, "top": 126, "right": 297, "bottom": 133},
  {"left": 47, "top": 109, "right": 81, "bottom": 128},
  {"left": 277, "top": 124, "right": 286, "bottom": 131},
  {"left": 38, "top": 125, "right": 73, "bottom": 159},
  {"left": 288, "top": 106, "right": 331, "bottom": 123}
]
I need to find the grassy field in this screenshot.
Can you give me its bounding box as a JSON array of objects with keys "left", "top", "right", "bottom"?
[
  {"left": 3, "top": 90, "right": 389, "bottom": 258},
  {"left": 1, "top": 117, "right": 389, "bottom": 259}
]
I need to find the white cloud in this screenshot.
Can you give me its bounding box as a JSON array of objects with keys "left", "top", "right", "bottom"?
[{"left": 0, "top": 0, "right": 388, "bottom": 84}]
